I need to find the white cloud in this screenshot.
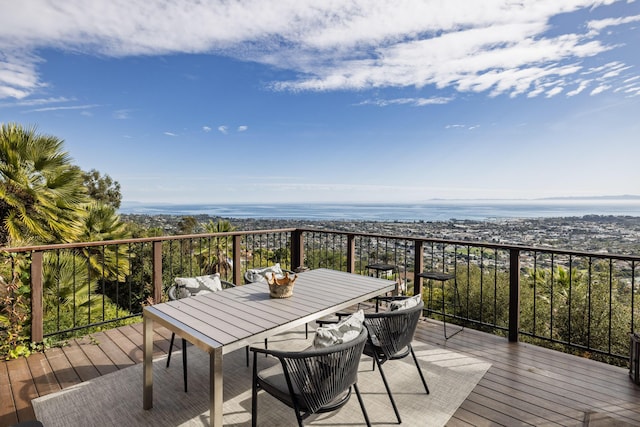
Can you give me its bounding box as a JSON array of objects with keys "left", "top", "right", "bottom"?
[
  {"left": 0, "top": 96, "right": 73, "bottom": 107},
  {"left": 358, "top": 97, "right": 453, "bottom": 107},
  {"left": 202, "top": 126, "right": 212, "bottom": 132},
  {"left": 164, "top": 131, "right": 177, "bottom": 136},
  {"left": 113, "top": 109, "right": 132, "bottom": 119},
  {"left": 590, "top": 84, "right": 611, "bottom": 95},
  {"left": 0, "top": 51, "right": 42, "bottom": 99},
  {"left": 218, "top": 125, "right": 228, "bottom": 134},
  {"left": 237, "top": 125, "right": 248, "bottom": 132},
  {"left": 624, "top": 87, "right": 640, "bottom": 97},
  {"left": 527, "top": 87, "right": 545, "bottom": 98},
  {"left": 567, "top": 80, "right": 591, "bottom": 96},
  {"left": 546, "top": 86, "right": 564, "bottom": 98},
  {"left": 445, "top": 124, "right": 479, "bottom": 131},
  {"left": 0, "top": 0, "right": 637, "bottom": 100},
  {"left": 24, "top": 104, "right": 100, "bottom": 113},
  {"left": 587, "top": 14, "right": 640, "bottom": 32}
]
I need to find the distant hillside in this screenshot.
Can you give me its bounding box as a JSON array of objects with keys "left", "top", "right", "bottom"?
[{"left": 540, "top": 195, "right": 640, "bottom": 201}]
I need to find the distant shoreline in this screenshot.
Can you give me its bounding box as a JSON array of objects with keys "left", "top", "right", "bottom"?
[
  {"left": 122, "top": 195, "right": 640, "bottom": 206},
  {"left": 119, "top": 200, "right": 640, "bottom": 222},
  {"left": 121, "top": 213, "right": 640, "bottom": 255}
]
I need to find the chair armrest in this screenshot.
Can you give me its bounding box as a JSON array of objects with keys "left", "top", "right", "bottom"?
[
  {"left": 249, "top": 346, "right": 271, "bottom": 355},
  {"left": 249, "top": 345, "right": 298, "bottom": 364},
  {"left": 221, "top": 280, "right": 236, "bottom": 289},
  {"left": 376, "top": 295, "right": 411, "bottom": 302},
  {"left": 167, "top": 283, "right": 193, "bottom": 300},
  {"left": 167, "top": 284, "right": 178, "bottom": 301},
  {"left": 315, "top": 319, "right": 338, "bottom": 326},
  {"left": 168, "top": 279, "right": 235, "bottom": 300},
  {"left": 315, "top": 311, "right": 351, "bottom": 326}
]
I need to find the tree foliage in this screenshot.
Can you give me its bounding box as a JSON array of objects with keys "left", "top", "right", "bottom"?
[
  {"left": 0, "top": 123, "right": 133, "bottom": 358},
  {"left": 79, "top": 168, "right": 122, "bottom": 209},
  {"left": 0, "top": 123, "right": 89, "bottom": 246},
  {"left": 177, "top": 216, "right": 199, "bottom": 235},
  {"left": 197, "top": 219, "right": 236, "bottom": 275}
]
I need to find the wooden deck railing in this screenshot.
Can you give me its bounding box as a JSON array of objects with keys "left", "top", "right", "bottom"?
[{"left": 2, "top": 227, "right": 638, "bottom": 365}]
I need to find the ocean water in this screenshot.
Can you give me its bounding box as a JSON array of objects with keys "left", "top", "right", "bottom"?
[{"left": 120, "top": 199, "right": 640, "bottom": 222}]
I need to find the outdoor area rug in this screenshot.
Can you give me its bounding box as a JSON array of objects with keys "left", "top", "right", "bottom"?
[{"left": 32, "top": 327, "right": 490, "bottom": 426}]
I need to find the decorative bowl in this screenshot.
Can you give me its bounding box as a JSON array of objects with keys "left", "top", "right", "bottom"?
[{"left": 267, "top": 272, "right": 297, "bottom": 298}]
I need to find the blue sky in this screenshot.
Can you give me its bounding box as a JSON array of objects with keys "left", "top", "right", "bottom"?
[{"left": 1, "top": 1, "right": 639, "bottom": 205}]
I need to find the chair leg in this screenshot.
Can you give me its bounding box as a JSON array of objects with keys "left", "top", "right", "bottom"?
[
  {"left": 251, "top": 353, "right": 258, "bottom": 427},
  {"left": 182, "top": 338, "right": 187, "bottom": 392},
  {"left": 443, "top": 278, "right": 463, "bottom": 340},
  {"left": 246, "top": 340, "right": 267, "bottom": 367},
  {"left": 167, "top": 333, "right": 189, "bottom": 393},
  {"left": 373, "top": 356, "right": 401, "bottom": 424},
  {"left": 166, "top": 332, "right": 176, "bottom": 367},
  {"left": 354, "top": 384, "right": 372, "bottom": 427},
  {"left": 409, "top": 345, "right": 430, "bottom": 394}
]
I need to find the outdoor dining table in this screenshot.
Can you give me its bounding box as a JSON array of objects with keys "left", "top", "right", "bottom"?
[{"left": 142, "top": 267, "right": 396, "bottom": 427}]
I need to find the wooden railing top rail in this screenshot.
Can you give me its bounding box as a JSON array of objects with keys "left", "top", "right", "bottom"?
[
  {"left": 1, "top": 226, "right": 638, "bottom": 262},
  {"left": 0, "top": 228, "right": 298, "bottom": 253},
  {"left": 294, "top": 227, "right": 640, "bottom": 261}
]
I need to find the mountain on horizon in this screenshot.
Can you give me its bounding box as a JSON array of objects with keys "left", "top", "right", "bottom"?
[{"left": 540, "top": 195, "right": 640, "bottom": 201}]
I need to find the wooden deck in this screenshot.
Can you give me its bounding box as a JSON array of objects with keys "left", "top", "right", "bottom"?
[{"left": 2, "top": 318, "right": 639, "bottom": 427}]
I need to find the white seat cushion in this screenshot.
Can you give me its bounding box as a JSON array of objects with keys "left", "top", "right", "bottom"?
[
  {"left": 246, "top": 263, "right": 284, "bottom": 283},
  {"left": 175, "top": 273, "right": 223, "bottom": 296},
  {"left": 388, "top": 294, "right": 422, "bottom": 312},
  {"left": 313, "top": 310, "right": 364, "bottom": 348}
]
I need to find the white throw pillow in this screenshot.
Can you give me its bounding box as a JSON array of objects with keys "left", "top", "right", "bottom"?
[
  {"left": 313, "top": 310, "right": 364, "bottom": 348},
  {"left": 246, "top": 263, "right": 284, "bottom": 283},
  {"left": 388, "top": 294, "right": 422, "bottom": 312},
  {"left": 175, "top": 273, "right": 223, "bottom": 296}
]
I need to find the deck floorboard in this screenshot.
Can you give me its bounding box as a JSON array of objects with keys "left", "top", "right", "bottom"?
[{"left": 2, "top": 317, "right": 639, "bottom": 426}]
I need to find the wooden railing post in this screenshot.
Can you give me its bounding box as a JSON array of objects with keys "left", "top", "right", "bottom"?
[
  {"left": 347, "top": 235, "right": 356, "bottom": 273},
  {"left": 413, "top": 239, "right": 424, "bottom": 297},
  {"left": 291, "top": 229, "right": 305, "bottom": 270},
  {"left": 31, "top": 251, "right": 44, "bottom": 343},
  {"left": 233, "top": 235, "right": 242, "bottom": 285},
  {"left": 152, "top": 241, "right": 163, "bottom": 304},
  {"left": 508, "top": 248, "right": 521, "bottom": 342}
]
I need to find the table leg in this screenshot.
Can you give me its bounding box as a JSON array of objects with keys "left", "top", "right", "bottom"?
[
  {"left": 143, "top": 315, "right": 154, "bottom": 409},
  {"left": 210, "top": 347, "right": 223, "bottom": 427}
]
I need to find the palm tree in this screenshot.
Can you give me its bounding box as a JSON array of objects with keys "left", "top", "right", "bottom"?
[
  {"left": 79, "top": 201, "right": 131, "bottom": 282},
  {"left": 198, "top": 219, "right": 236, "bottom": 276},
  {"left": 0, "top": 123, "right": 137, "bottom": 347},
  {"left": 0, "top": 123, "right": 88, "bottom": 246}
]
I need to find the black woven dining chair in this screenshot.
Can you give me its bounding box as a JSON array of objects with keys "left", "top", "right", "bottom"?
[
  {"left": 362, "top": 297, "right": 429, "bottom": 424},
  {"left": 250, "top": 328, "right": 371, "bottom": 427},
  {"left": 165, "top": 276, "right": 236, "bottom": 392}
]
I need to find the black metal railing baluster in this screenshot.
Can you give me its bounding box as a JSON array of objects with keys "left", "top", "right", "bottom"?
[{"left": 550, "top": 253, "right": 555, "bottom": 341}]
